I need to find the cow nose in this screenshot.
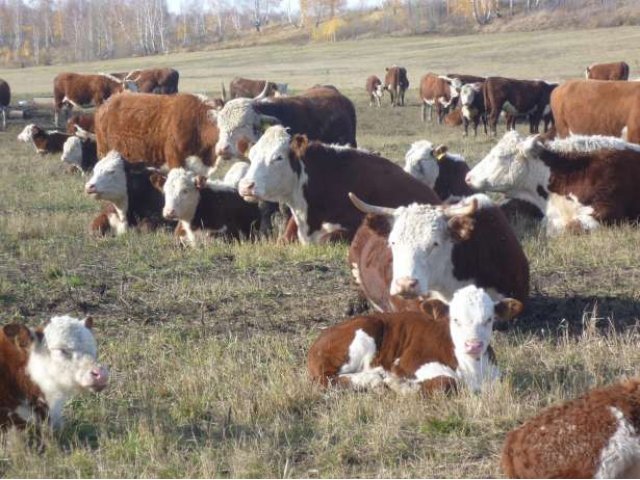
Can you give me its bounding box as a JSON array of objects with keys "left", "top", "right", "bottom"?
[
  {"left": 464, "top": 340, "right": 484, "bottom": 356},
  {"left": 238, "top": 180, "right": 255, "bottom": 198},
  {"left": 90, "top": 366, "right": 109, "bottom": 391},
  {"left": 465, "top": 173, "right": 473, "bottom": 186},
  {"left": 163, "top": 208, "right": 177, "bottom": 220},
  {"left": 216, "top": 144, "right": 231, "bottom": 158},
  {"left": 85, "top": 183, "right": 97, "bottom": 194},
  {"left": 392, "top": 277, "right": 419, "bottom": 297}
]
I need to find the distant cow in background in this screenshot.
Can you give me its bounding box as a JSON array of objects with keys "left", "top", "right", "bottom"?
[
  {"left": 66, "top": 113, "right": 95, "bottom": 135},
  {"left": 459, "top": 82, "right": 487, "bottom": 137},
  {"left": 384, "top": 66, "right": 409, "bottom": 107},
  {"left": 366, "top": 75, "right": 384, "bottom": 107},
  {"left": 419, "top": 74, "right": 462, "bottom": 124},
  {"left": 228, "top": 77, "right": 281, "bottom": 99},
  {"left": 125, "top": 68, "right": 179, "bottom": 94},
  {"left": 585, "top": 61, "right": 629, "bottom": 81},
  {"left": 18, "top": 124, "right": 71, "bottom": 154},
  {"left": 0, "top": 79, "right": 10, "bottom": 130}
]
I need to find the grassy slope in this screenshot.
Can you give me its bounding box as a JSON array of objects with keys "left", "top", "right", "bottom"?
[{"left": 1, "top": 25, "right": 640, "bottom": 477}]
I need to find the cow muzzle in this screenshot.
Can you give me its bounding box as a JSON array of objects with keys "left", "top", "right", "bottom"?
[
  {"left": 163, "top": 208, "right": 178, "bottom": 220},
  {"left": 464, "top": 340, "right": 484, "bottom": 358},
  {"left": 88, "top": 366, "right": 109, "bottom": 392},
  {"left": 238, "top": 180, "right": 260, "bottom": 202},
  {"left": 390, "top": 277, "right": 420, "bottom": 298},
  {"left": 84, "top": 184, "right": 98, "bottom": 195}
]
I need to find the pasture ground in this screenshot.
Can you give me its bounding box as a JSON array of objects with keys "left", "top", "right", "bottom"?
[{"left": 1, "top": 26, "right": 640, "bottom": 478}]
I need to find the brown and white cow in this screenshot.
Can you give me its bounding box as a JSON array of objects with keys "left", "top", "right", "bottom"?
[
  {"left": 95, "top": 93, "right": 219, "bottom": 175},
  {"left": 228, "top": 77, "right": 282, "bottom": 99},
  {"left": 366, "top": 75, "right": 384, "bottom": 107},
  {"left": 61, "top": 127, "right": 98, "bottom": 174},
  {"left": 585, "top": 61, "right": 629, "bottom": 81},
  {"left": 17, "top": 124, "right": 71, "bottom": 155},
  {"left": 237, "top": 126, "right": 439, "bottom": 244},
  {"left": 419, "top": 73, "right": 462, "bottom": 124},
  {"left": 308, "top": 285, "right": 522, "bottom": 394},
  {"left": 483, "top": 77, "right": 556, "bottom": 136},
  {"left": 348, "top": 194, "right": 529, "bottom": 312},
  {"left": 384, "top": 66, "right": 409, "bottom": 107},
  {"left": 0, "top": 315, "right": 108, "bottom": 430},
  {"left": 0, "top": 78, "right": 10, "bottom": 130},
  {"left": 124, "top": 68, "right": 179, "bottom": 94},
  {"left": 403, "top": 140, "right": 473, "bottom": 201},
  {"left": 459, "top": 82, "right": 488, "bottom": 137},
  {"left": 551, "top": 79, "right": 640, "bottom": 142},
  {"left": 502, "top": 377, "right": 640, "bottom": 478},
  {"left": 53, "top": 72, "right": 135, "bottom": 126},
  {"left": 465, "top": 131, "right": 640, "bottom": 236},
  {"left": 66, "top": 112, "right": 95, "bottom": 135}
]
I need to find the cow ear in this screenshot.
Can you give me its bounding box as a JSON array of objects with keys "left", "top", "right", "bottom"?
[
  {"left": 84, "top": 316, "right": 94, "bottom": 330},
  {"left": 290, "top": 134, "right": 309, "bottom": 160},
  {"left": 419, "top": 297, "right": 449, "bottom": 320},
  {"left": 149, "top": 171, "right": 166, "bottom": 192},
  {"left": 3, "top": 324, "right": 33, "bottom": 349},
  {"left": 363, "top": 213, "right": 391, "bottom": 237},
  {"left": 194, "top": 176, "right": 208, "bottom": 190},
  {"left": 447, "top": 215, "right": 475, "bottom": 242},
  {"left": 434, "top": 144, "right": 448, "bottom": 161},
  {"left": 494, "top": 298, "right": 523, "bottom": 321}
]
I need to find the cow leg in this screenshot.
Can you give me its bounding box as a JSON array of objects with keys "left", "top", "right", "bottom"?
[
  {"left": 482, "top": 113, "right": 488, "bottom": 135},
  {"left": 258, "top": 201, "right": 279, "bottom": 237},
  {"left": 463, "top": 117, "right": 469, "bottom": 137},
  {"left": 1, "top": 107, "right": 6, "bottom": 131},
  {"left": 421, "top": 102, "right": 427, "bottom": 122}
]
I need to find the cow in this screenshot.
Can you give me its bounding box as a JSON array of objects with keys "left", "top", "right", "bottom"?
[
  {"left": 237, "top": 125, "right": 439, "bottom": 244},
  {"left": 465, "top": 131, "right": 640, "bottom": 236},
  {"left": 53, "top": 72, "right": 136, "bottom": 126},
  {"left": 66, "top": 112, "right": 95, "bottom": 134},
  {"left": 228, "top": 77, "right": 281, "bottom": 99},
  {"left": 418, "top": 73, "right": 462, "bottom": 124},
  {"left": 366, "top": 75, "right": 384, "bottom": 107},
  {"left": 308, "top": 285, "right": 522, "bottom": 394},
  {"left": 125, "top": 68, "right": 179, "bottom": 94},
  {"left": 95, "top": 93, "right": 219, "bottom": 175},
  {"left": 446, "top": 73, "right": 485, "bottom": 85},
  {"left": 585, "top": 61, "right": 629, "bottom": 81},
  {"left": 384, "top": 66, "right": 409, "bottom": 107},
  {"left": 483, "top": 77, "right": 556, "bottom": 136},
  {"left": 61, "top": 127, "right": 98, "bottom": 174},
  {"left": 348, "top": 193, "right": 529, "bottom": 312},
  {"left": 403, "top": 140, "right": 473, "bottom": 201},
  {"left": 17, "top": 124, "right": 71, "bottom": 154},
  {"left": 0, "top": 315, "right": 108, "bottom": 430},
  {"left": 459, "top": 82, "right": 488, "bottom": 137},
  {"left": 152, "top": 166, "right": 261, "bottom": 246},
  {"left": 0, "top": 78, "right": 10, "bottom": 130},
  {"left": 551, "top": 79, "right": 640, "bottom": 142},
  {"left": 502, "top": 378, "right": 640, "bottom": 479},
  {"left": 84, "top": 151, "right": 172, "bottom": 236}
]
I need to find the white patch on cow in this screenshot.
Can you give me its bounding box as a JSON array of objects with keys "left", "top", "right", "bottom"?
[
  {"left": 544, "top": 193, "right": 599, "bottom": 237},
  {"left": 351, "top": 262, "right": 362, "bottom": 285},
  {"left": 438, "top": 96, "right": 454, "bottom": 108},
  {"left": 543, "top": 104, "right": 552, "bottom": 116},
  {"left": 622, "top": 126, "right": 629, "bottom": 141},
  {"left": 162, "top": 168, "right": 200, "bottom": 223},
  {"left": 547, "top": 134, "right": 640, "bottom": 154},
  {"left": 107, "top": 210, "right": 128, "bottom": 235},
  {"left": 337, "top": 329, "right": 385, "bottom": 388},
  {"left": 461, "top": 105, "right": 474, "bottom": 120},
  {"left": 215, "top": 98, "right": 266, "bottom": 159},
  {"left": 502, "top": 101, "right": 518, "bottom": 114},
  {"left": 404, "top": 140, "right": 439, "bottom": 189},
  {"left": 414, "top": 362, "right": 457, "bottom": 382},
  {"left": 27, "top": 315, "right": 108, "bottom": 428},
  {"left": 17, "top": 124, "right": 37, "bottom": 143},
  {"left": 595, "top": 407, "right": 640, "bottom": 479},
  {"left": 61, "top": 95, "right": 82, "bottom": 109},
  {"left": 308, "top": 222, "right": 345, "bottom": 243},
  {"left": 85, "top": 151, "right": 129, "bottom": 233},
  {"left": 61, "top": 136, "right": 83, "bottom": 169},
  {"left": 14, "top": 402, "right": 37, "bottom": 423},
  {"left": 222, "top": 162, "right": 249, "bottom": 188},
  {"left": 178, "top": 220, "right": 197, "bottom": 247},
  {"left": 184, "top": 156, "right": 213, "bottom": 178},
  {"left": 460, "top": 83, "right": 479, "bottom": 107}
]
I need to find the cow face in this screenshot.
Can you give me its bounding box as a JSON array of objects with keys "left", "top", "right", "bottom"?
[
  {"left": 17, "top": 124, "right": 39, "bottom": 143},
  {"left": 239, "top": 126, "right": 301, "bottom": 203},
  {"left": 162, "top": 168, "right": 201, "bottom": 222},
  {"left": 404, "top": 140, "right": 440, "bottom": 189},
  {"left": 61, "top": 136, "right": 83, "bottom": 170},
  {"left": 460, "top": 83, "right": 481, "bottom": 106},
  {"left": 84, "top": 151, "right": 127, "bottom": 202}
]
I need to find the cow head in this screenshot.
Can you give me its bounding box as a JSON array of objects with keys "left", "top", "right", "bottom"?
[
  {"left": 17, "top": 124, "right": 41, "bottom": 143},
  {"left": 350, "top": 193, "right": 493, "bottom": 300},
  {"left": 61, "top": 136, "right": 83, "bottom": 170},
  {"left": 238, "top": 125, "right": 303, "bottom": 203},
  {"left": 84, "top": 151, "right": 128, "bottom": 203},
  {"left": 439, "top": 76, "right": 463, "bottom": 98},
  {"left": 161, "top": 167, "right": 206, "bottom": 222},
  {"left": 460, "top": 83, "right": 482, "bottom": 107},
  {"left": 404, "top": 140, "right": 441, "bottom": 189}
]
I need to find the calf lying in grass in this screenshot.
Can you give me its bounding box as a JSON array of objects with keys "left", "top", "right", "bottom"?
[
  {"left": 308, "top": 285, "right": 522, "bottom": 394},
  {"left": 0, "top": 315, "right": 108, "bottom": 431},
  {"left": 61, "top": 126, "right": 98, "bottom": 174},
  {"left": 17, "top": 124, "right": 71, "bottom": 155}
]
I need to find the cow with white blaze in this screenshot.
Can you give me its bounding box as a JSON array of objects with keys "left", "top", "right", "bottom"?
[
  {"left": 308, "top": 285, "right": 522, "bottom": 394},
  {"left": 18, "top": 124, "right": 71, "bottom": 154},
  {"left": 459, "top": 82, "right": 488, "bottom": 137},
  {"left": 0, "top": 315, "right": 108, "bottom": 430},
  {"left": 61, "top": 126, "right": 98, "bottom": 174}
]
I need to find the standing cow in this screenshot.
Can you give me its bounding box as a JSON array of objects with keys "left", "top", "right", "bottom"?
[
  {"left": 0, "top": 79, "right": 10, "bottom": 130},
  {"left": 585, "top": 61, "right": 629, "bottom": 81},
  {"left": 384, "top": 66, "right": 409, "bottom": 107},
  {"left": 124, "top": 68, "right": 179, "bottom": 94},
  {"left": 419, "top": 74, "right": 462, "bottom": 124},
  {"left": 228, "top": 77, "right": 281, "bottom": 99},
  {"left": 366, "top": 75, "right": 384, "bottom": 107}
]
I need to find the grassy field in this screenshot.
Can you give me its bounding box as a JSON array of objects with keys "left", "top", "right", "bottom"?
[{"left": 1, "top": 26, "right": 640, "bottom": 478}]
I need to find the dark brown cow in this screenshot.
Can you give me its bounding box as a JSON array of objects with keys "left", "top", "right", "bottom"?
[
  {"left": 459, "top": 82, "right": 488, "bottom": 137},
  {"left": 483, "top": 77, "right": 556, "bottom": 136},
  {"left": 446, "top": 73, "right": 485, "bottom": 85},
  {"left": 125, "top": 68, "right": 179, "bottom": 94},
  {"left": 366, "top": 75, "right": 384, "bottom": 107},
  {"left": 551, "top": 79, "right": 640, "bottom": 142},
  {"left": 228, "top": 77, "right": 280, "bottom": 99},
  {"left": 95, "top": 93, "right": 219, "bottom": 174},
  {"left": 419, "top": 73, "right": 461, "bottom": 124},
  {"left": 0, "top": 78, "right": 10, "bottom": 130},
  {"left": 66, "top": 112, "right": 95, "bottom": 134},
  {"left": 17, "top": 124, "right": 71, "bottom": 154},
  {"left": 585, "top": 61, "right": 629, "bottom": 81},
  {"left": 237, "top": 126, "right": 440, "bottom": 244},
  {"left": 384, "top": 66, "right": 409, "bottom": 107}
]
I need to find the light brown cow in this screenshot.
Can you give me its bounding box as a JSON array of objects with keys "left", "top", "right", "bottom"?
[
  {"left": 366, "top": 75, "right": 384, "bottom": 107},
  {"left": 419, "top": 73, "right": 461, "bottom": 124},
  {"left": 384, "top": 66, "right": 409, "bottom": 107},
  {"left": 585, "top": 61, "right": 629, "bottom": 81},
  {"left": 125, "top": 68, "right": 179, "bottom": 94}
]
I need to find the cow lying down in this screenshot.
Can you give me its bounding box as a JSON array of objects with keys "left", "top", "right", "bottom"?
[
  {"left": 17, "top": 124, "right": 71, "bottom": 155},
  {"left": 0, "top": 315, "right": 108, "bottom": 430},
  {"left": 61, "top": 126, "right": 98, "bottom": 174},
  {"left": 308, "top": 285, "right": 522, "bottom": 395}
]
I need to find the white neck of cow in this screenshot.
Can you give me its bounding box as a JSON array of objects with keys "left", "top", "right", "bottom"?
[
  {"left": 111, "top": 201, "right": 129, "bottom": 235},
  {"left": 505, "top": 158, "right": 552, "bottom": 212},
  {"left": 454, "top": 349, "right": 499, "bottom": 393},
  {"left": 285, "top": 166, "right": 312, "bottom": 244}
]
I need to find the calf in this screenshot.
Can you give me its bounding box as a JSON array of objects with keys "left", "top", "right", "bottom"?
[
  {"left": 238, "top": 126, "right": 440, "bottom": 244},
  {"left": 459, "top": 82, "right": 487, "bottom": 137},
  {"left": 308, "top": 285, "right": 522, "bottom": 394},
  {"left": 348, "top": 194, "right": 529, "bottom": 312},
  {"left": 384, "top": 66, "right": 409, "bottom": 107},
  {"left": 155, "top": 166, "right": 261, "bottom": 246},
  {"left": 419, "top": 74, "right": 462, "bottom": 124},
  {"left": 465, "top": 131, "right": 640, "bottom": 235},
  {"left": 366, "top": 75, "right": 384, "bottom": 107},
  {"left": 66, "top": 112, "right": 95, "bottom": 134},
  {"left": 502, "top": 378, "right": 640, "bottom": 478},
  {"left": 403, "top": 140, "right": 473, "bottom": 201},
  {"left": 17, "top": 124, "right": 71, "bottom": 154},
  {"left": 586, "top": 61, "right": 629, "bottom": 81},
  {"left": 84, "top": 151, "right": 171, "bottom": 235},
  {"left": 0, "top": 316, "right": 108, "bottom": 430},
  {"left": 61, "top": 127, "right": 98, "bottom": 174}
]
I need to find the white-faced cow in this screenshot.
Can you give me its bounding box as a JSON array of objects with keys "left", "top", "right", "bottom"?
[
  {"left": 308, "top": 285, "right": 522, "bottom": 394},
  {"left": 348, "top": 194, "right": 529, "bottom": 312},
  {"left": 419, "top": 73, "right": 462, "bottom": 124},
  {"left": 17, "top": 124, "right": 71, "bottom": 155},
  {"left": 585, "top": 61, "right": 629, "bottom": 81},
  {"left": 61, "top": 126, "right": 98, "bottom": 174},
  {"left": 384, "top": 66, "right": 409, "bottom": 107},
  {"left": 0, "top": 315, "right": 108, "bottom": 430},
  {"left": 237, "top": 125, "right": 440, "bottom": 244},
  {"left": 366, "top": 75, "right": 384, "bottom": 107},
  {"left": 125, "top": 68, "right": 179, "bottom": 94},
  {"left": 459, "top": 82, "right": 488, "bottom": 137},
  {"left": 465, "top": 131, "right": 640, "bottom": 236}
]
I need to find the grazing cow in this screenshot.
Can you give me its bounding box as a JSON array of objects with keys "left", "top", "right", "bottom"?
[
  {"left": 348, "top": 194, "right": 529, "bottom": 312},
  {"left": 384, "top": 66, "right": 409, "bottom": 107},
  {"left": 419, "top": 73, "right": 462, "bottom": 124},
  {"left": 66, "top": 113, "right": 95, "bottom": 134},
  {"left": 459, "top": 82, "right": 488, "bottom": 137},
  {"left": 85, "top": 151, "right": 171, "bottom": 235},
  {"left": 95, "top": 93, "right": 219, "bottom": 175},
  {"left": 17, "top": 124, "right": 71, "bottom": 154},
  {"left": 403, "top": 140, "right": 473, "bottom": 201},
  {"left": 502, "top": 378, "right": 640, "bottom": 479},
  {"left": 214, "top": 85, "right": 357, "bottom": 163},
  {"left": 125, "top": 68, "right": 179, "bottom": 94},
  {"left": 366, "top": 75, "right": 384, "bottom": 107},
  {"left": 465, "top": 131, "right": 640, "bottom": 235},
  {"left": 0, "top": 316, "right": 108, "bottom": 430},
  {"left": 483, "top": 77, "right": 556, "bottom": 136},
  {"left": 308, "top": 285, "right": 523, "bottom": 394},
  {"left": 586, "top": 61, "right": 629, "bottom": 81},
  {"left": 238, "top": 126, "right": 439, "bottom": 244},
  {"left": 551, "top": 79, "right": 640, "bottom": 142},
  {"left": 153, "top": 166, "right": 261, "bottom": 246},
  {"left": 53, "top": 72, "right": 135, "bottom": 126},
  {"left": 61, "top": 127, "right": 98, "bottom": 174},
  {"left": 228, "top": 77, "right": 281, "bottom": 99},
  {"left": 0, "top": 78, "right": 10, "bottom": 130}
]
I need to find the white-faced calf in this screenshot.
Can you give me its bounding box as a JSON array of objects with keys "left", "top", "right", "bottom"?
[
  {"left": 61, "top": 127, "right": 98, "bottom": 174},
  {"left": 0, "top": 315, "right": 108, "bottom": 430},
  {"left": 17, "top": 124, "right": 71, "bottom": 155},
  {"left": 308, "top": 285, "right": 522, "bottom": 394}
]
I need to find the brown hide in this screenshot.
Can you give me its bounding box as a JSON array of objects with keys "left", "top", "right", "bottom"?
[
  {"left": 66, "top": 113, "right": 95, "bottom": 134},
  {"left": 384, "top": 66, "right": 409, "bottom": 107},
  {"left": 229, "top": 77, "right": 279, "bottom": 99},
  {"left": 419, "top": 73, "right": 454, "bottom": 124},
  {"left": 53, "top": 73, "right": 124, "bottom": 114},
  {"left": 128, "top": 68, "right": 179, "bottom": 94},
  {"left": 586, "top": 61, "right": 629, "bottom": 81}
]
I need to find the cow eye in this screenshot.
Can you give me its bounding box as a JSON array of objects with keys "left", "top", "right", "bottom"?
[
  {"left": 57, "top": 348, "right": 71, "bottom": 358},
  {"left": 273, "top": 155, "right": 284, "bottom": 162},
  {"left": 433, "top": 242, "right": 439, "bottom": 247}
]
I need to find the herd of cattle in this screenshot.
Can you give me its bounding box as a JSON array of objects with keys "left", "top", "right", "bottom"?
[{"left": 3, "top": 59, "right": 640, "bottom": 477}]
